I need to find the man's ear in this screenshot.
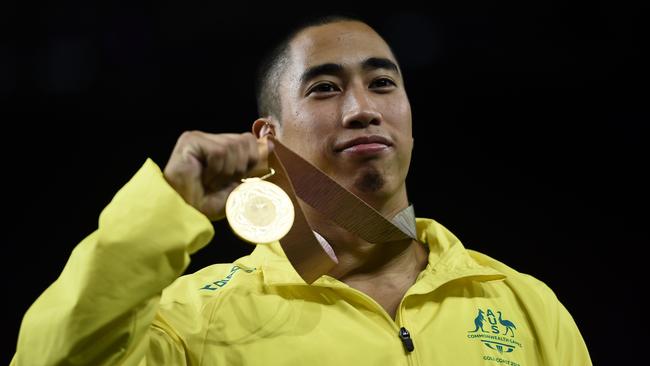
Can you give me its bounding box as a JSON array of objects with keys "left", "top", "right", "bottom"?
[{"left": 252, "top": 118, "right": 277, "bottom": 138}]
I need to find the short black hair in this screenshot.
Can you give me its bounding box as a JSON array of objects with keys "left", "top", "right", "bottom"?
[{"left": 254, "top": 15, "right": 364, "bottom": 121}]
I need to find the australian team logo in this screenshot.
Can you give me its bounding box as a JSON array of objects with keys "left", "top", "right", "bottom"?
[{"left": 467, "top": 308, "right": 523, "bottom": 354}]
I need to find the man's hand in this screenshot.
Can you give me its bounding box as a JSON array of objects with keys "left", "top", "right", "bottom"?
[{"left": 163, "top": 131, "right": 270, "bottom": 221}]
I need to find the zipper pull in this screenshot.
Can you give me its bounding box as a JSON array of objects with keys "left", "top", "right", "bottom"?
[{"left": 399, "top": 327, "right": 415, "bottom": 352}]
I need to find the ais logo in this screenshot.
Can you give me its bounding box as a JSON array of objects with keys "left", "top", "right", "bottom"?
[{"left": 467, "top": 308, "right": 522, "bottom": 354}]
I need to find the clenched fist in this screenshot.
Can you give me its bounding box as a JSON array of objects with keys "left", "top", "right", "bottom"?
[{"left": 163, "top": 131, "right": 271, "bottom": 221}]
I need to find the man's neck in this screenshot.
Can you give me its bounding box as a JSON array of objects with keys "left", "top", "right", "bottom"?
[
  {"left": 320, "top": 225, "right": 429, "bottom": 319},
  {"left": 301, "top": 190, "right": 429, "bottom": 318},
  {"left": 302, "top": 199, "right": 429, "bottom": 284},
  {"left": 327, "top": 237, "right": 428, "bottom": 283}
]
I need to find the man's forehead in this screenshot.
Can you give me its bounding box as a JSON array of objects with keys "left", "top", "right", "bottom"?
[{"left": 289, "top": 21, "right": 395, "bottom": 70}]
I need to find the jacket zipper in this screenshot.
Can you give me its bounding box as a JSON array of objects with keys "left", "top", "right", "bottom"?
[
  {"left": 321, "top": 284, "right": 417, "bottom": 365},
  {"left": 397, "top": 302, "right": 415, "bottom": 366}
]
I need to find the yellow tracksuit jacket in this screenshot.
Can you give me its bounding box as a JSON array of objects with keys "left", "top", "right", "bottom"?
[{"left": 12, "top": 159, "right": 592, "bottom": 365}]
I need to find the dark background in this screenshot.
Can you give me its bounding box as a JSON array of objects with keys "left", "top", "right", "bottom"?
[{"left": 3, "top": 2, "right": 647, "bottom": 364}]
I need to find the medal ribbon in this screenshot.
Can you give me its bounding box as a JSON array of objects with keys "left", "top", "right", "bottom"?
[{"left": 263, "top": 136, "right": 418, "bottom": 284}]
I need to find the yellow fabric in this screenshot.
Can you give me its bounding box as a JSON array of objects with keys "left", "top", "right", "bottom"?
[{"left": 12, "top": 159, "right": 591, "bottom": 366}]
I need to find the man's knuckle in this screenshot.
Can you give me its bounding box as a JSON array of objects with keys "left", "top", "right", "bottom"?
[{"left": 179, "top": 130, "right": 198, "bottom": 143}]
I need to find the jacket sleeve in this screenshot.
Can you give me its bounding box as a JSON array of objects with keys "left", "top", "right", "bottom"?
[
  {"left": 555, "top": 298, "right": 592, "bottom": 365},
  {"left": 12, "top": 158, "right": 214, "bottom": 366}
]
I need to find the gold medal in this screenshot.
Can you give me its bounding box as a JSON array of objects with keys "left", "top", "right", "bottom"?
[{"left": 225, "top": 169, "right": 294, "bottom": 244}]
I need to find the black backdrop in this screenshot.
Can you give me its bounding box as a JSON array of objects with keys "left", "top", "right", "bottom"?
[{"left": 3, "top": 2, "right": 648, "bottom": 364}]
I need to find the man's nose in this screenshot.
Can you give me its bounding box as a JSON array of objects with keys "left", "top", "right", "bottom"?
[{"left": 341, "top": 88, "right": 382, "bottom": 128}]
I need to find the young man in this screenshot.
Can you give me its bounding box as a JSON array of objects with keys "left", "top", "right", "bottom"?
[{"left": 12, "top": 17, "right": 591, "bottom": 365}]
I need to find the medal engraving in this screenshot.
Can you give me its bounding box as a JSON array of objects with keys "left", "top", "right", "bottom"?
[{"left": 226, "top": 177, "right": 294, "bottom": 244}]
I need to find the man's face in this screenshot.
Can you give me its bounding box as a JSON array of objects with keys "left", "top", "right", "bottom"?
[{"left": 276, "top": 21, "right": 413, "bottom": 204}]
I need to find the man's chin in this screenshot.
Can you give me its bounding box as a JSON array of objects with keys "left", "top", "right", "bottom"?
[{"left": 353, "top": 169, "right": 385, "bottom": 193}]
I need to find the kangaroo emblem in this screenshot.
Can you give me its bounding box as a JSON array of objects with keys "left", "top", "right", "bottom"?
[{"left": 468, "top": 309, "right": 486, "bottom": 332}]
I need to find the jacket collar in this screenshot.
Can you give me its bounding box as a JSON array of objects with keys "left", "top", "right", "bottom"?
[{"left": 248, "top": 218, "right": 506, "bottom": 291}]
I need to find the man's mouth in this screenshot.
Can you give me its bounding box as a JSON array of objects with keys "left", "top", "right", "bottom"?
[{"left": 334, "top": 135, "right": 393, "bottom": 154}]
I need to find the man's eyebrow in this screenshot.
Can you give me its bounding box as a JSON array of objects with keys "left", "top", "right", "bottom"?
[
  {"left": 300, "top": 63, "right": 344, "bottom": 85},
  {"left": 300, "top": 57, "right": 399, "bottom": 84},
  {"left": 299, "top": 57, "right": 400, "bottom": 85},
  {"left": 362, "top": 57, "right": 400, "bottom": 75}
]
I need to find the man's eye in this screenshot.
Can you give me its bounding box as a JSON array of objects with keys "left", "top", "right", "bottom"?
[
  {"left": 308, "top": 82, "right": 339, "bottom": 95},
  {"left": 370, "top": 78, "right": 396, "bottom": 89}
]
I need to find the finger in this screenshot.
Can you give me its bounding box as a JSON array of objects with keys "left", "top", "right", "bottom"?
[
  {"left": 243, "top": 132, "right": 259, "bottom": 170},
  {"left": 215, "top": 135, "right": 239, "bottom": 183},
  {"left": 201, "top": 180, "right": 240, "bottom": 221},
  {"left": 232, "top": 135, "right": 249, "bottom": 178},
  {"left": 248, "top": 135, "right": 271, "bottom": 177}
]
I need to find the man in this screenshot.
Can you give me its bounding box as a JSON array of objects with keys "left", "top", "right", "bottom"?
[{"left": 12, "top": 16, "right": 591, "bottom": 365}]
